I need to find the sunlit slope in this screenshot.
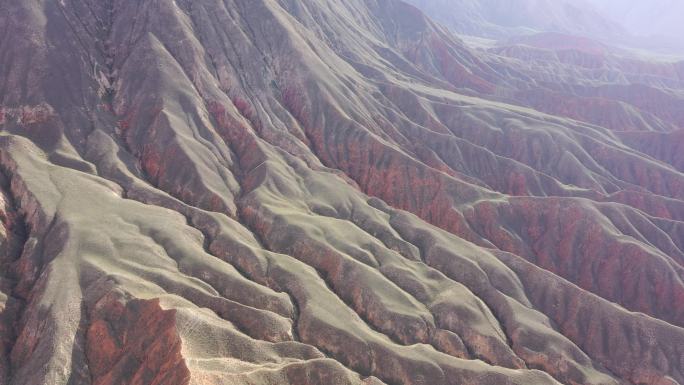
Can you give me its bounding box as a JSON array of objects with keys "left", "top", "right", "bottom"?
[{"left": 0, "top": 1, "right": 683, "bottom": 385}]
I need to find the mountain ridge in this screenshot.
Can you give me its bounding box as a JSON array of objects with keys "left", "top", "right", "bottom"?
[{"left": 1, "top": 0, "right": 683, "bottom": 384}]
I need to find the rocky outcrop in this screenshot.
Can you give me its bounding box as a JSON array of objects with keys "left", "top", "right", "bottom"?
[{"left": 86, "top": 295, "right": 190, "bottom": 385}]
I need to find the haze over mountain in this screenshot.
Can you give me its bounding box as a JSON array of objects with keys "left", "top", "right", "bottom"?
[
  {"left": 586, "top": 0, "right": 684, "bottom": 53},
  {"left": 403, "top": 0, "right": 625, "bottom": 40},
  {"left": 407, "top": 0, "right": 684, "bottom": 54},
  {"left": 1, "top": 0, "right": 683, "bottom": 385},
  {"left": 588, "top": 0, "right": 684, "bottom": 39}
]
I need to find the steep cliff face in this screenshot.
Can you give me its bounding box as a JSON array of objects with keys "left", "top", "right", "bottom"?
[{"left": 0, "top": 1, "right": 683, "bottom": 385}]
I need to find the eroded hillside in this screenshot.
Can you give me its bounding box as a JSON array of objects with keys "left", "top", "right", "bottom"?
[{"left": 0, "top": 1, "right": 683, "bottom": 385}]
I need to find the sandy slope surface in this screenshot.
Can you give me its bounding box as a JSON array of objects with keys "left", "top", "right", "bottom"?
[{"left": 1, "top": 1, "right": 683, "bottom": 384}]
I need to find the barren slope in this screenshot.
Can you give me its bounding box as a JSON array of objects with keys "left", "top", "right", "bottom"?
[{"left": 0, "top": 1, "right": 683, "bottom": 385}]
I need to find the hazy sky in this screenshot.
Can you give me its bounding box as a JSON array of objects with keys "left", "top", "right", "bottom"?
[
  {"left": 405, "top": 0, "right": 684, "bottom": 53},
  {"left": 587, "top": 0, "right": 684, "bottom": 39}
]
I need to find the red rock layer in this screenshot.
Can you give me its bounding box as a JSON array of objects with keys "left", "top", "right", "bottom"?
[
  {"left": 86, "top": 295, "right": 190, "bottom": 385},
  {"left": 1, "top": 0, "right": 684, "bottom": 384}
]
